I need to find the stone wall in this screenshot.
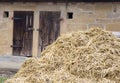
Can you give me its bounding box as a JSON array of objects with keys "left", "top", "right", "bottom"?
[
  {"left": 0, "top": 9, "right": 13, "bottom": 55},
  {"left": 0, "top": 2, "right": 120, "bottom": 56},
  {"left": 66, "top": 3, "right": 120, "bottom": 33}
]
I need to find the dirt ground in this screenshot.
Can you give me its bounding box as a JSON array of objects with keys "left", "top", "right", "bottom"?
[
  {"left": 0, "top": 69, "right": 17, "bottom": 78},
  {"left": 0, "top": 56, "right": 27, "bottom": 78}
]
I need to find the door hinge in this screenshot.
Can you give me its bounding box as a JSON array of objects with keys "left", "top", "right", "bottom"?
[
  {"left": 10, "top": 45, "right": 22, "bottom": 48},
  {"left": 11, "top": 17, "right": 24, "bottom": 20},
  {"left": 37, "top": 29, "right": 42, "bottom": 32}
]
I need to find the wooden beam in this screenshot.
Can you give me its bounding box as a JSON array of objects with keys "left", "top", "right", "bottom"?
[{"left": 0, "top": 0, "right": 119, "bottom": 2}]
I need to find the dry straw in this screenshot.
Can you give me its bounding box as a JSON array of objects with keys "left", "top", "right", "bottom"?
[{"left": 6, "top": 28, "right": 120, "bottom": 83}]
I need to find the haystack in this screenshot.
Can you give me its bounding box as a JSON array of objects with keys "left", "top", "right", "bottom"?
[{"left": 6, "top": 28, "right": 120, "bottom": 83}]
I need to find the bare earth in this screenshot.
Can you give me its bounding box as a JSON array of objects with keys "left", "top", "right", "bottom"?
[{"left": 0, "top": 56, "right": 27, "bottom": 78}]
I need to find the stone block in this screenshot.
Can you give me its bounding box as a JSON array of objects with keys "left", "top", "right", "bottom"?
[
  {"left": 71, "top": 12, "right": 96, "bottom": 24},
  {"left": 94, "top": 3, "right": 112, "bottom": 13},
  {"left": 112, "top": 18, "right": 120, "bottom": 23},
  {"left": 96, "top": 18, "right": 112, "bottom": 24},
  {"left": 88, "top": 23, "right": 105, "bottom": 29},
  {"left": 0, "top": 46, "right": 12, "bottom": 55},
  {"left": 107, "top": 13, "right": 120, "bottom": 18},
  {"left": 106, "top": 23, "right": 120, "bottom": 31},
  {"left": 78, "top": 3, "right": 95, "bottom": 12},
  {"left": 67, "top": 23, "right": 87, "bottom": 32},
  {"left": 112, "top": 4, "right": 120, "bottom": 13}
]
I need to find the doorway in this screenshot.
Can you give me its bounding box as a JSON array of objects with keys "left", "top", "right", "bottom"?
[
  {"left": 12, "top": 11, "right": 34, "bottom": 57},
  {"left": 38, "top": 11, "right": 61, "bottom": 54}
]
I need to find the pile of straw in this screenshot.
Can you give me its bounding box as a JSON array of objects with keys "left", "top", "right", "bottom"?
[{"left": 6, "top": 28, "right": 120, "bottom": 83}]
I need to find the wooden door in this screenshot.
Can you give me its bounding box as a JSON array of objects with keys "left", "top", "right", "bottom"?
[
  {"left": 38, "top": 11, "right": 61, "bottom": 54},
  {"left": 12, "top": 11, "right": 34, "bottom": 57}
]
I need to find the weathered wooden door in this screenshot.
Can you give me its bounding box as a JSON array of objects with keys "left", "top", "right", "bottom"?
[
  {"left": 38, "top": 11, "right": 61, "bottom": 54},
  {"left": 12, "top": 11, "right": 34, "bottom": 57}
]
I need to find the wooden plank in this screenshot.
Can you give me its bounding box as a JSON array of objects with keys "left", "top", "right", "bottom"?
[{"left": 38, "top": 11, "right": 60, "bottom": 54}]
